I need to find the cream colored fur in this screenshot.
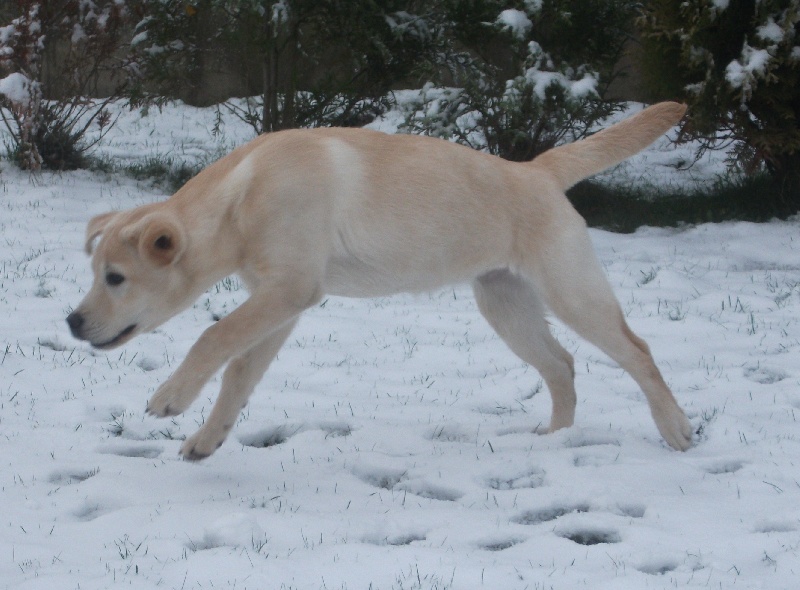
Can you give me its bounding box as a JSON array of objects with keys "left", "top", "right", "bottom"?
[{"left": 68, "top": 102, "right": 693, "bottom": 460}]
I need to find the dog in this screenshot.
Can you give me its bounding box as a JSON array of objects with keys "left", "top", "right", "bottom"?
[{"left": 67, "top": 102, "right": 693, "bottom": 460}]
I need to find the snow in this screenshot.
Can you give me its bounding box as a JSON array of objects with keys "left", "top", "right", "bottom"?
[
  {"left": 524, "top": 0, "right": 543, "bottom": 13},
  {"left": 1, "top": 100, "right": 800, "bottom": 589},
  {"left": 495, "top": 9, "right": 532, "bottom": 40},
  {"left": 0, "top": 23, "right": 15, "bottom": 45},
  {"left": 710, "top": 0, "right": 730, "bottom": 12},
  {"left": 522, "top": 68, "right": 598, "bottom": 101},
  {"left": 757, "top": 18, "right": 785, "bottom": 44},
  {"left": 272, "top": 1, "right": 289, "bottom": 27},
  {"left": 71, "top": 23, "right": 86, "bottom": 45},
  {"left": 0, "top": 71, "right": 33, "bottom": 107},
  {"left": 726, "top": 43, "right": 772, "bottom": 91},
  {"left": 130, "top": 29, "right": 147, "bottom": 46},
  {"left": 565, "top": 72, "right": 598, "bottom": 99}
]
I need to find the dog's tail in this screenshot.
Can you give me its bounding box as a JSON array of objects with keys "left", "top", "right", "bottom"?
[{"left": 531, "top": 102, "right": 686, "bottom": 191}]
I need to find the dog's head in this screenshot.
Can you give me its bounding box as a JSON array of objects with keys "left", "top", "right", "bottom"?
[{"left": 67, "top": 208, "right": 193, "bottom": 349}]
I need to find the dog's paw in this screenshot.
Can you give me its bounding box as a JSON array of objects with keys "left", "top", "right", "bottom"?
[
  {"left": 180, "top": 428, "right": 226, "bottom": 462},
  {"left": 653, "top": 404, "right": 693, "bottom": 451},
  {"left": 146, "top": 378, "right": 197, "bottom": 417}
]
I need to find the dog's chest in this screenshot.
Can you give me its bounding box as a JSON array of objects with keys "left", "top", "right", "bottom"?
[{"left": 322, "top": 256, "right": 421, "bottom": 298}]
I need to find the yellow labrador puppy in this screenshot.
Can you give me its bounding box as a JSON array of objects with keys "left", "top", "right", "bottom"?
[{"left": 68, "top": 102, "right": 693, "bottom": 460}]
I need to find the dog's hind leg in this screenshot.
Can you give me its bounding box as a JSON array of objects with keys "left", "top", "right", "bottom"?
[
  {"left": 523, "top": 218, "right": 693, "bottom": 450},
  {"left": 180, "top": 318, "right": 298, "bottom": 461},
  {"left": 473, "top": 269, "right": 577, "bottom": 432}
]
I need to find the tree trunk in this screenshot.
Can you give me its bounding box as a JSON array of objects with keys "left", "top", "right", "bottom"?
[{"left": 262, "top": 11, "right": 279, "bottom": 133}]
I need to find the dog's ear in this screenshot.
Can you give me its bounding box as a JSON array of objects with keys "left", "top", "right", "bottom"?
[
  {"left": 121, "top": 213, "right": 187, "bottom": 267},
  {"left": 140, "top": 215, "right": 187, "bottom": 266},
  {"left": 85, "top": 211, "right": 119, "bottom": 254}
]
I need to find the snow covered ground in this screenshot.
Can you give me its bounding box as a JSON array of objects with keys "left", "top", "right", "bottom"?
[{"left": 1, "top": 101, "right": 799, "bottom": 589}]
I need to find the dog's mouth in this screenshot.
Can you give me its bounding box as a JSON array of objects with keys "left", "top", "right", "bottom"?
[{"left": 92, "top": 324, "right": 137, "bottom": 349}]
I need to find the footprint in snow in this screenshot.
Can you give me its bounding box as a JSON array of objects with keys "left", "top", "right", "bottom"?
[
  {"left": 136, "top": 355, "right": 164, "bottom": 372},
  {"left": 351, "top": 464, "right": 408, "bottom": 490},
  {"left": 191, "top": 513, "right": 264, "bottom": 550},
  {"left": 514, "top": 501, "right": 644, "bottom": 526},
  {"left": 636, "top": 558, "right": 680, "bottom": 575},
  {"left": 556, "top": 527, "right": 621, "bottom": 546},
  {"left": 362, "top": 530, "right": 427, "bottom": 547},
  {"left": 72, "top": 497, "right": 119, "bottom": 522},
  {"left": 48, "top": 468, "right": 100, "bottom": 485},
  {"left": 743, "top": 364, "right": 786, "bottom": 384},
  {"left": 352, "top": 465, "right": 463, "bottom": 501},
  {"left": 238, "top": 421, "right": 352, "bottom": 448},
  {"left": 395, "top": 479, "right": 463, "bottom": 502},
  {"left": 703, "top": 459, "right": 745, "bottom": 475},
  {"left": 513, "top": 502, "right": 591, "bottom": 525},
  {"left": 478, "top": 537, "right": 526, "bottom": 552},
  {"left": 238, "top": 423, "right": 302, "bottom": 449},
  {"left": 563, "top": 432, "right": 621, "bottom": 449},
  {"left": 485, "top": 466, "right": 546, "bottom": 490},
  {"left": 753, "top": 520, "right": 797, "bottom": 534},
  {"left": 98, "top": 442, "right": 163, "bottom": 459},
  {"left": 573, "top": 451, "right": 619, "bottom": 467},
  {"left": 424, "top": 423, "right": 477, "bottom": 444}
]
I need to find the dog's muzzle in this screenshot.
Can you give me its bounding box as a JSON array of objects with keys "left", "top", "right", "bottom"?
[
  {"left": 66, "top": 311, "right": 85, "bottom": 338},
  {"left": 66, "top": 312, "right": 137, "bottom": 349}
]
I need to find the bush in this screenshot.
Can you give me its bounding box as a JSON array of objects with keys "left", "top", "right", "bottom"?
[
  {"left": 129, "top": 0, "right": 443, "bottom": 133},
  {"left": 0, "top": 1, "right": 129, "bottom": 170},
  {"left": 403, "top": 0, "right": 637, "bottom": 161},
  {"left": 568, "top": 174, "right": 800, "bottom": 232},
  {"left": 638, "top": 0, "right": 800, "bottom": 195}
]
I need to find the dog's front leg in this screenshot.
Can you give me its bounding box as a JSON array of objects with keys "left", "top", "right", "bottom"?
[
  {"left": 146, "top": 284, "right": 320, "bottom": 419},
  {"left": 178, "top": 318, "right": 298, "bottom": 460}
]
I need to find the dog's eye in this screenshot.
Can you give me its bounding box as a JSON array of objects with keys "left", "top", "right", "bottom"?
[{"left": 105, "top": 272, "right": 125, "bottom": 286}]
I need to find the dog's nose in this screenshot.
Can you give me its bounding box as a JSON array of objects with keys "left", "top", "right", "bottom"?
[{"left": 66, "top": 311, "right": 84, "bottom": 337}]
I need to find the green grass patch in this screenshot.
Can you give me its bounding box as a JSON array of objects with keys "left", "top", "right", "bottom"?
[
  {"left": 122, "top": 157, "right": 202, "bottom": 192},
  {"left": 89, "top": 155, "right": 203, "bottom": 193},
  {"left": 569, "top": 174, "right": 800, "bottom": 233}
]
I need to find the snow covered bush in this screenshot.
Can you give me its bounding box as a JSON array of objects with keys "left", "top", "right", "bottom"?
[
  {"left": 639, "top": 0, "right": 800, "bottom": 185},
  {"left": 0, "top": 3, "right": 44, "bottom": 169},
  {"left": 403, "top": 0, "right": 636, "bottom": 161},
  {"left": 129, "top": 0, "right": 442, "bottom": 133},
  {"left": 0, "top": 0, "right": 129, "bottom": 170}
]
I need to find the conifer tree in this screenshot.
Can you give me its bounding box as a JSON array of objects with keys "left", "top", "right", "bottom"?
[{"left": 639, "top": 0, "right": 800, "bottom": 186}]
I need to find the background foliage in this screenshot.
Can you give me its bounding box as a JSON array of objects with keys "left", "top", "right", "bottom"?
[
  {"left": 403, "top": 0, "right": 636, "bottom": 161},
  {"left": 639, "top": 0, "right": 800, "bottom": 191},
  {"left": 129, "top": 0, "right": 444, "bottom": 132},
  {"left": 1, "top": 0, "right": 800, "bottom": 228},
  {"left": 0, "top": 0, "right": 128, "bottom": 169}
]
